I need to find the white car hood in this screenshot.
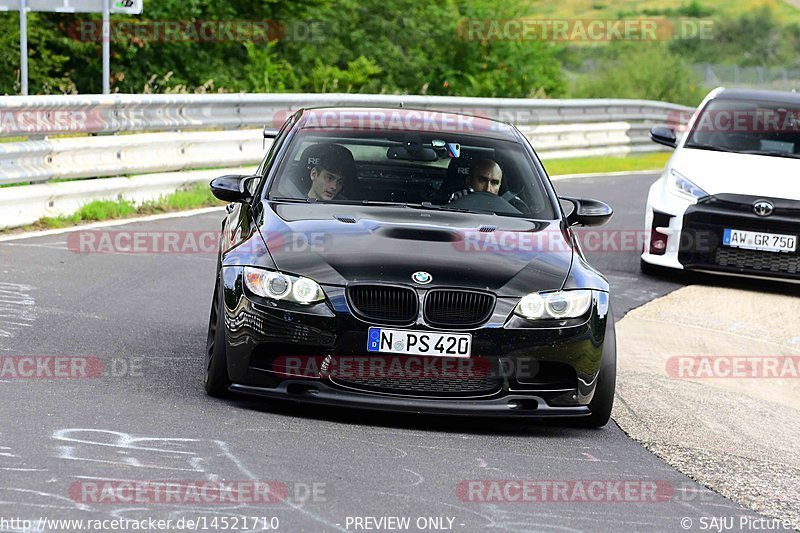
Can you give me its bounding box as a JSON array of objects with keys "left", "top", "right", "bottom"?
[{"left": 671, "top": 148, "right": 800, "bottom": 200}]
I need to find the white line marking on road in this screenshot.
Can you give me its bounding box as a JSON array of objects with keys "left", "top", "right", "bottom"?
[
  {"left": 550, "top": 169, "right": 661, "bottom": 181},
  {"left": 0, "top": 242, "right": 70, "bottom": 250},
  {"left": 0, "top": 283, "right": 36, "bottom": 338},
  {"left": 0, "top": 206, "right": 226, "bottom": 243},
  {"left": 53, "top": 428, "right": 197, "bottom": 455},
  {"left": 402, "top": 468, "right": 425, "bottom": 486},
  {"left": 52, "top": 428, "right": 347, "bottom": 531},
  {"left": 213, "top": 438, "right": 349, "bottom": 532},
  {"left": 409, "top": 443, "right": 619, "bottom": 463}
]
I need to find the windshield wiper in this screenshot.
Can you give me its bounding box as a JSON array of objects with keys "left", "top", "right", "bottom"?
[
  {"left": 360, "top": 200, "right": 409, "bottom": 207},
  {"left": 406, "top": 202, "right": 490, "bottom": 215},
  {"left": 684, "top": 142, "right": 734, "bottom": 153},
  {"left": 737, "top": 149, "right": 800, "bottom": 159},
  {"left": 270, "top": 196, "right": 314, "bottom": 203},
  {"left": 357, "top": 200, "right": 479, "bottom": 213},
  {"left": 358, "top": 200, "right": 480, "bottom": 213}
]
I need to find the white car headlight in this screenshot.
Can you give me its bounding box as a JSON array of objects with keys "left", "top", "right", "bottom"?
[
  {"left": 669, "top": 169, "right": 709, "bottom": 202},
  {"left": 244, "top": 267, "right": 325, "bottom": 304},
  {"left": 514, "top": 290, "right": 593, "bottom": 320}
]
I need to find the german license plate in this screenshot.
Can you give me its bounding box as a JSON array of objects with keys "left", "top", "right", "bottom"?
[
  {"left": 723, "top": 228, "right": 797, "bottom": 253},
  {"left": 366, "top": 327, "right": 471, "bottom": 358}
]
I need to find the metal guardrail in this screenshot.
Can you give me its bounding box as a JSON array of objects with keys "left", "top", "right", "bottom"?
[
  {"left": 0, "top": 93, "right": 693, "bottom": 138},
  {"left": 0, "top": 93, "right": 693, "bottom": 228},
  {"left": 0, "top": 130, "right": 262, "bottom": 184}
]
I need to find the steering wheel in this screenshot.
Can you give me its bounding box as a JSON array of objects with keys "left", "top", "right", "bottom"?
[
  {"left": 501, "top": 190, "right": 531, "bottom": 214},
  {"left": 448, "top": 191, "right": 522, "bottom": 214}
]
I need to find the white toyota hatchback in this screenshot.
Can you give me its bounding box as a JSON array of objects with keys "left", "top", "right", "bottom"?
[{"left": 641, "top": 87, "right": 800, "bottom": 283}]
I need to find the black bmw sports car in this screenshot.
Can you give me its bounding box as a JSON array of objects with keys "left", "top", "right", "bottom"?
[{"left": 205, "top": 107, "right": 616, "bottom": 427}]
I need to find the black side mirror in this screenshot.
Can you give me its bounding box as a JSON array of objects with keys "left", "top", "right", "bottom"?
[
  {"left": 560, "top": 197, "right": 613, "bottom": 227},
  {"left": 209, "top": 175, "right": 259, "bottom": 203},
  {"left": 650, "top": 125, "right": 677, "bottom": 148}
]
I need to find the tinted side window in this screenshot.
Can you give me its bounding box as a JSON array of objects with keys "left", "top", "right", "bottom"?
[{"left": 251, "top": 115, "right": 295, "bottom": 200}]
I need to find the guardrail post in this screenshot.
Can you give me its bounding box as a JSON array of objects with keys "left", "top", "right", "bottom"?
[{"left": 19, "top": 0, "right": 28, "bottom": 96}]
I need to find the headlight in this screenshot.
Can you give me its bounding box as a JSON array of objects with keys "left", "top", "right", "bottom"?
[
  {"left": 514, "top": 290, "right": 593, "bottom": 320},
  {"left": 669, "top": 169, "right": 708, "bottom": 202},
  {"left": 243, "top": 267, "right": 325, "bottom": 304}
]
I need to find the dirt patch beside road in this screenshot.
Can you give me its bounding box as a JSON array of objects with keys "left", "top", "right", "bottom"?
[{"left": 613, "top": 285, "right": 800, "bottom": 527}]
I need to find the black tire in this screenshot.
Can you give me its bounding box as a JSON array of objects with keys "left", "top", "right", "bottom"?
[
  {"left": 573, "top": 307, "right": 616, "bottom": 428},
  {"left": 204, "top": 274, "right": 231, "bottom": 397}
]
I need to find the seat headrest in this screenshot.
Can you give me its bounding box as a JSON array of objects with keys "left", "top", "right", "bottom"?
[{"left": 437, "top": 154, "right": 474, "bottom": 199}]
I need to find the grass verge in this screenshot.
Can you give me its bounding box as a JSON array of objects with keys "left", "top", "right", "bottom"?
[{"left": 545, "top": 151, "right": 669, "bottom": 176}]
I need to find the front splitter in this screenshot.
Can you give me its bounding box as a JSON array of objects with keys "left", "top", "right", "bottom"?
[{"left": 229, "top": 380, "right": 591, "bottom": 418}]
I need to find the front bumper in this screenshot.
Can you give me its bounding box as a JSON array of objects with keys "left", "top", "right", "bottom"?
[
  {"left": 641, "top": 182, "right": 800, "bottom": 281},
  {"left": 220, "top": 266, "right": 612, "bottom": 416},
  {"left": 678, "top": 195, "right": 800, "bottom": 281},
  {"left": 229, "top": 381, "right": 591, "bottom": 418}
]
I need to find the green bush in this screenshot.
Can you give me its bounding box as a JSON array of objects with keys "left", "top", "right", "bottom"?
[
  {"left": 568, "top": 42, "right": 705, "bottom": 106},
  {"left": 243, "top": 41, "right": 299, "bottom": 93},
  {"left": 669, "top": 6, "right": 791, "bottom": 67}
]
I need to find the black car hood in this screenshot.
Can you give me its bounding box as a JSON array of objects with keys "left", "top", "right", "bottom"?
[{"left": 259, "top": 203, "right": 574, "bottom": 297}]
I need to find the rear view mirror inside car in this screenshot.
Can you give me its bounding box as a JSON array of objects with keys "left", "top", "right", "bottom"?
[{"left": 386, "top": 146, "right": 438, "bottom": 161}]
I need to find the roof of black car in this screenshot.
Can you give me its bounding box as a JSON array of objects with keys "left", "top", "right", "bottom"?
[
  {"left": 295, "top": 107, "right": 520, "bottom": 142},
  {"left": 714, "top": 88, "right": 800, "bottom": 105}
]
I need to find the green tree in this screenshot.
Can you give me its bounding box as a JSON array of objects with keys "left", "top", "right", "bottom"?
[{"left": 568, "top": 42, "right": 704, "bottom": 106}]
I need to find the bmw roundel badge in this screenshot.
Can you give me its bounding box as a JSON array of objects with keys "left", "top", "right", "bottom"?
[{"left": 412, "top": 271, "right": 432, "bottom": 284}]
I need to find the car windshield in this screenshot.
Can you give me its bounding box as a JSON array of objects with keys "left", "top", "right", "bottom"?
[
  {"left": 685, "top": 98, "right": 800, "bottom": 158},
  {"left": 266, "top": 121, "right": 556, "bottom": 219}
]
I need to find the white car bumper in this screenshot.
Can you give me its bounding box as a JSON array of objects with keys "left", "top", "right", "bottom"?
[{"left": 640, "top": 175, "right": 692, "bottom": 270}]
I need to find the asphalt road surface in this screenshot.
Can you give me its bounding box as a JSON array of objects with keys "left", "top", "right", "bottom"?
[{"left": 0, "top": 173, "right": 782, "bottom": 532}]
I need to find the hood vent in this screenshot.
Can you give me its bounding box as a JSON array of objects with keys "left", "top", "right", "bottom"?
[
  {"left": 378, "top": 227, "right": 458, "bottom": 242},
  {"left": 478, "top": 225, "right": 497, "bottom": 233},
  {"left": 334, "top": 215, "right": 357, "bottom": 224}
]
